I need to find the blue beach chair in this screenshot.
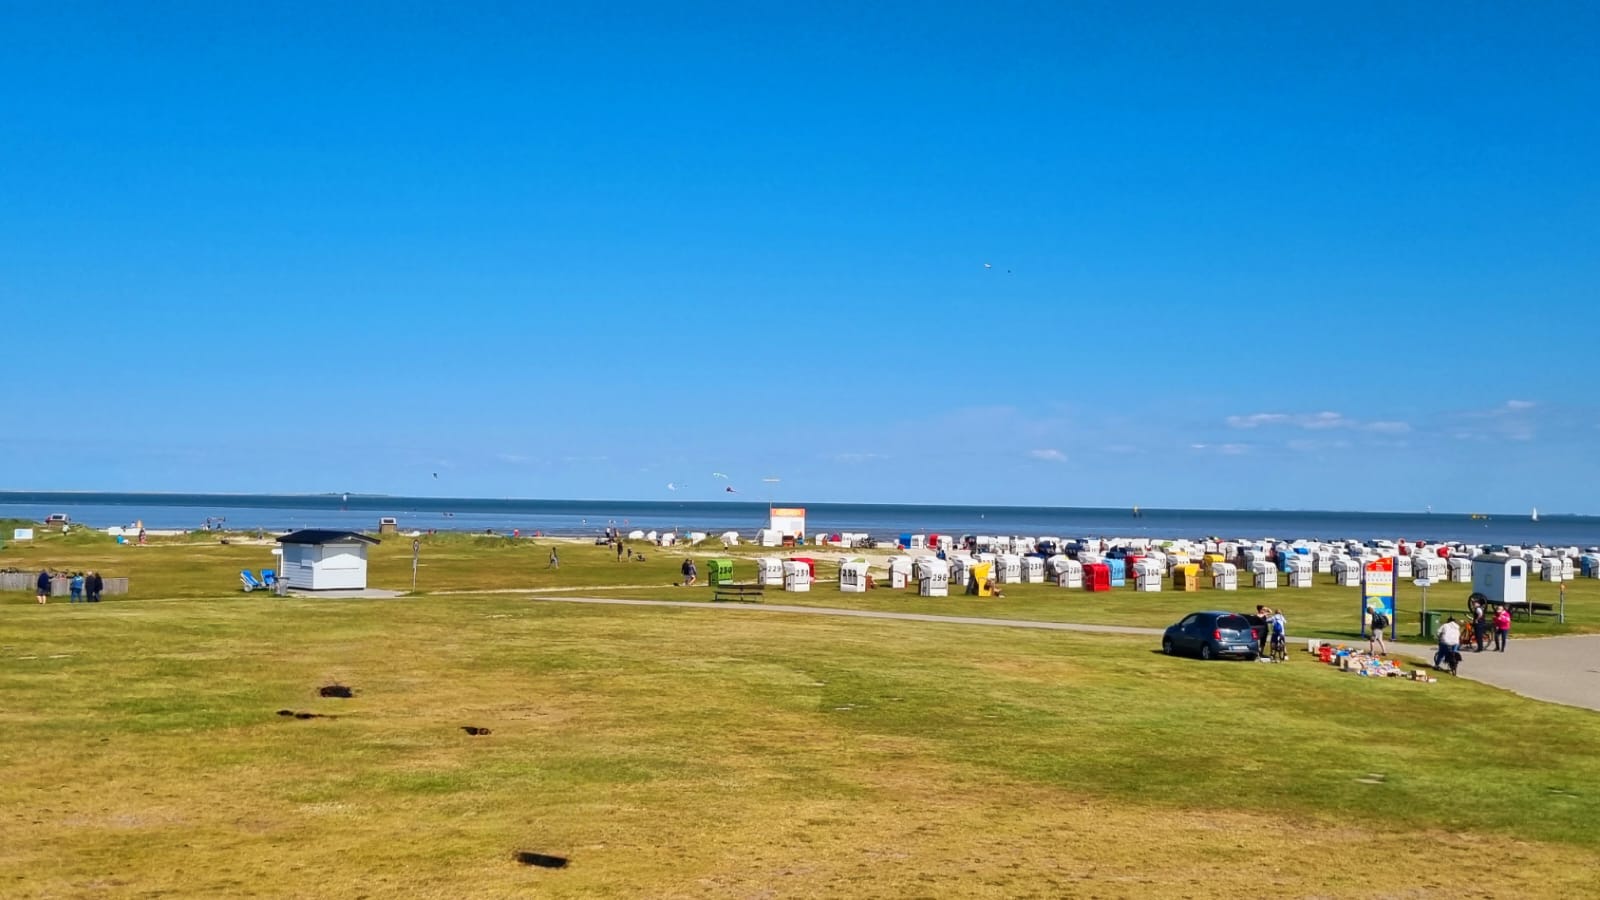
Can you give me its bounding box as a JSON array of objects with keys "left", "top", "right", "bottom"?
[
  {"left": 241, "top": 570, "right": 265, "bottom": 592},
  {"left": 261, "top": 569, "right": 276, "bottom": 589}
]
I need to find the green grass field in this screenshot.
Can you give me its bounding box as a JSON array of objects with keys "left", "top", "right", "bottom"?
[{"left": 4, "top": 529, "right": 1599, "bottom": 896}]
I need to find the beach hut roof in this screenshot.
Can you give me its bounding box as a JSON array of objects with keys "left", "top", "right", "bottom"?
[{"left": 277, "top": 529, "right": 381, "bottom": 546}]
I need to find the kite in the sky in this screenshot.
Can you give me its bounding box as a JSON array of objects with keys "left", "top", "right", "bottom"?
[
  {"left": 666, "top": 482, "right": 678, "bottom": 491},
  {"left": 725, "top": 486, "right": 737, "bottom": 493},
  {"left": 712, "top": 472, "right": 729, "bottom": 479}
]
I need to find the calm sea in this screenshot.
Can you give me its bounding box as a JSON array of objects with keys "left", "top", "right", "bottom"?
[{"left": 0, "top": 492, "right": 1594, "bottom": 547}]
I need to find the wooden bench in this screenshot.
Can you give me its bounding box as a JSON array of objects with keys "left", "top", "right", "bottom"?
[{"left": 713, "top": 583, "right": 765, "bottom": 603}]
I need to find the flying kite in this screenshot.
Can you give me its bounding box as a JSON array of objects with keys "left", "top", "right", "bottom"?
[
  {"left": 725, "top": 486, "right": 737, "bottom": 493},
  {"left": 666, "top": 482, "right": 678, "bottom": 491},
  {"left": 712, "top": 472, "right": 729, "bottom": 479}
]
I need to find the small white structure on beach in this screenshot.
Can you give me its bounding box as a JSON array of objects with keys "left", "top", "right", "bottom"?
[
  {"left": 1251, "top": 561, "right": 1278, "bottom": 590},
  {"left": 994, "top": 554, "right": 1023, "bottom": 584},
  {"left": 1045, "top": 555, "right": 1072, "bottom": 578},
  {"left": 1133, "top": 559, "right": 1163, "bottom": 592},
  {"left": 1472, "top": 554, "right": 1528, "bottom": 607},
  {"left": 1448, "top": 556, "right": 1474, "bottom": 582},
  {"left": 919, "top": 559, "right": 949, "bottom": 597},
  {"left": 885, "top": 556, "right": 913, "bottom": 589},
  {"left": 1540, "top": 558, "right": 1565, "bottom": 582},
  {"left": 1333, "top": 558, "right": 1362, "bottom": 587},
  {"left": 949, "top": 556, "right": 976, "bottom": 588},
  {"left": 1077, "top": 551, "right": 1103, "bottom": 567},
  {"left": 782, "top": 560, "right": 811, "bottom": 592},
  {"left": 839, "top": 561, "right": 870, "bottom": 593},
  {"left": 276, "top": 530, "right": 381, "bottom": 592},
  {"left": 628, "top": 530, "right": 646, "bottom": 540},
  {"left": 1562, "top": 557, "right": 1575, "bottom": 580},
  {"left": 1413, "top": 556, "right": 1446, "bottom": 583},
  {"left": 1055, "top": 559, "right": 1083, "bottom": 589},
  {"left": 1019, "top": 555, "right": 1046, "bottom": 583},
  {"left": 755, "top": 528, "right": 782, "bottom": 547},
  {"left": 1312, "top": 550, "right": 1336, "bottom": 574},
  {"left": 1210, "top": 562, "right": 1238, "bottom": 591},
  {"left": 755, "top": 558, "right": 785, "bottom": 587},
  {"left": 1286, "top": 556, "right": 1314, "bottom": 588},
  {"left": 720, "top": 531, "right": 740, "bottom": 547},
  {"left": 1393, "top": 555, "right": 1412, "bottom": 579}
]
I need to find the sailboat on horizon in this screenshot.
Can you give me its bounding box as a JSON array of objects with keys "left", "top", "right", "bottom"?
[{"left": 1531, "top": 506, "right": 1540, "bottom": 523}]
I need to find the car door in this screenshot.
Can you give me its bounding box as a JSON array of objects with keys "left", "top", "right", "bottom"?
[{"left": 1175, "top": 614, "right": 1203, "bottom": 652}]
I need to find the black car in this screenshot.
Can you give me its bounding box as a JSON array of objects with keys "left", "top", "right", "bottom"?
[{"left": 1162, "top": 611, "right": 1261, "bottom": 660}]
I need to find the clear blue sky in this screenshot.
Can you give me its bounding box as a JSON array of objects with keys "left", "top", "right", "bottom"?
[{"left": 3, "top": 2, "right": 1596, "bottom": 512}]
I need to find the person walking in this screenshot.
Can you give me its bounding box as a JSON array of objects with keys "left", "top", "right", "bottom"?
[
  {"left": 681, "top": 557, "right": 694, "bottom": 586},
  {"left": 69, "top": 572, "right": 85, "bottom": 603},
  {"left": 1368, "top": 607, "right": 1389, "bottom": 656},
  {"left": 87, "top": 570, "right": 104, "bottom": 603},
  {"left": 1434, "top": 616, "right": 1461, "bottom": 670},
  {"left": 547, "top": 547, "right": 560, "bottom": 570},
  {"left": 35, "top": 569, "right": 52, "bottom": 604},
  {"left": 616, "top": 539, "right": 625, "bottom": 562},
  {"left": 1494, "top": 604, "right": 1512, "bottom": 652}
]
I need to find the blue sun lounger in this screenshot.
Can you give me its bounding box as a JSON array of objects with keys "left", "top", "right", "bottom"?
[{"left": 241, "top": 570, "right": 266, "bottom": 592}]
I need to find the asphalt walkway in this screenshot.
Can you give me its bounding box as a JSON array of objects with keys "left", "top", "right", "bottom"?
[{"left": 530, "top": 595, "right": 1600, "bottom": 713}]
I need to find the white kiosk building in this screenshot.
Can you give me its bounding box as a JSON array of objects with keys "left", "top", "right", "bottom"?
[
  {"left": 1471, "top": 554, "right": 1528, "bottom": 607},
  {"left": 276, "top": 530, "right": 380, "bottom": 592}
]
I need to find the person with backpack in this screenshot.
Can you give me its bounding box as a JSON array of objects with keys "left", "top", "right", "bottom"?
[
  {"left": 1268, "top": 608, "right": 1288, "bottom": 662},
  {"left": 1368, "top": 606, "right": 1389, "bottom": 656}
]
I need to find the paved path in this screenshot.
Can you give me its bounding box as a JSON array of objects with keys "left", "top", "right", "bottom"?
[{"left": 529, "top": 595, "right": 1600, "bottom": 713}]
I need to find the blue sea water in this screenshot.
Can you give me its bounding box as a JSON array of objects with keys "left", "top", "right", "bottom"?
[{"left": 0, "top": 492, "right": 1594, "bottom": 547}]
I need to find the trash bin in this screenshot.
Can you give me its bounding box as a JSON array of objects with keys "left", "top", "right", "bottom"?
[
  {"left": 1420, "top": 609, "right": 1441, "bottom": 639},
  {"left": 707, "top": 559, "right": 734, "bottom": 586}
]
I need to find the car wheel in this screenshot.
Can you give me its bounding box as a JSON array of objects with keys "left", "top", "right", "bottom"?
[
  {"left": 1162, "top": 638, "right": 1174, "bottom": 655},
  {"left": 1200, "top": 644, "right": 1214, "bottom": 661}
]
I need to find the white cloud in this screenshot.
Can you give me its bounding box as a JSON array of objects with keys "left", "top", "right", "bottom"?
[
  {"left": 829, "top": 452, "right": 888, "bottom": 464},
  {"left": 1505, "top": 400, "right": 1536, "bottom": 410},
  {"left": 1190, "top": 443, "right": 1250, "bottom": 455},
  {"left": 1226, "top": 411, "right": 1410, "bottom": 434},
  {"left": 497, "top": 453, "right": 531, "bottom": 464},
  {"left": 1028, "top": 448, "right": 1068, "bottom": 463}
]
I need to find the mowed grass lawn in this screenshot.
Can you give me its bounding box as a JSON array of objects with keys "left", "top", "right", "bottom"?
[{"left": 3, "top": 591, "right": 1600, "bottom": 898}]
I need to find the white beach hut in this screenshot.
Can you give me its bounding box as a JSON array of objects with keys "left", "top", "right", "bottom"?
[
  {"left": 628, "top": 530, "right": 646, "bottom": 540},
  {"left": 1393, "top": 555, "right": 1412, "bottom": 579},
  {"left": 1020, "top": 555, "right": 1046, "bottom": 583},
  {"left": 919, "top": 559, "right": 950, "bottom": 597},
  {"left": 1541, "top": 558, "right": 1565, "bottom": 582},
  {"left": 1313, "top": 550, "right": 1336, "bottom": 574},
  {"left": 1077, "top": 551, "right": 1103, "bottom": 567},
  {"left": 949, "top": 556, "right": 976, "bottom": 589},
  {"left": 276, "top": 530, "right": 380, "bottom": 592},
  {"left": 1562, "top": 557, "right": 1575, "bottom": 580},
  {"left": 1210, "top": 562, "right": 1238, "bottom": 591},
  {"left": 720, "top": 531, "right": 740, "bottom": 547},
  {"left": 1045, "top": 554, "right": 1072, "bottom": 578},
  {"left": 1333, "top": 558, "right": 1362, "bottom": 587},
  {"left": 1448, "top": 556, "right": 1474, "bottom": 583},
  {"left": 1472, "top": 554, "right": 1528, "bottom": 607},
  {"left": 1055, "top": 559, "right": 1084, "bottom": 589},
  {"left": 838, "top": 561, "right": 870, "bottom": 594},
  {"left": 885, "top": 556, "right": 913, "bottom": 589},
  {"left": 755, "top": 558, "right": 785, "bottom": 587},
  {"left": 1413, "top": 556, "right": 1445, "bottom": 583},
  {"left": 994, "top": 554, "right": 1023, "bottom": 584},
  {"left": 1286, "top": 555, "right": 1313, "bottom": 588},
  {"left": 782, "top": 560, "right": 811, "bottom": 592},
  {"left": 1133, "top": 558, "right": 1163, "bottom": 592},
  {"left": 1581, "top": 554, "right": 1600, "bottom": 579},
  {"left": 1251, "top": 561, "right": 1278, "bottom": 590}
]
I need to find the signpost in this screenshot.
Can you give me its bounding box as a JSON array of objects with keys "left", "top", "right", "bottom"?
[
  {"left": 412, "top": 539, "right": 421, "bottom": 593},
  {"left": 1416, "top": 578, "right": 1432, "bottom": 617}
]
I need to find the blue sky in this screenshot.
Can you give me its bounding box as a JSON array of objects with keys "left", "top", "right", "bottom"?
[{"left": 2, "top": 2, "right": 1597, "bottom": 511}]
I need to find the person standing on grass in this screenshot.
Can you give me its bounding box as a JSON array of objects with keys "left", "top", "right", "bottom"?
[
  {"left": 1494, "top": 605, "right": 1512, "bottom": 652},
  {"left": 70, "top": 572, "right": 84, "bottom": 603},
  {"left": 1471, "top": 600, "right": 1490, "bottom": 653},
  {"left": 87, "top": 571, "right": 104, "bottom": 603},
  {"left": 35, "top": 569, "right": 51, "bottom": 604},
  {"left": 616, "top": 539, "right": 625, "bottom": 562},
  {"left": 1368, "top": 607, "right": 1389, "bottom": 656},
  {"left": 548, "top": 547, "right": 560, "bottom": 569},
  {"left": 1434, "top": 616, "right": 1461, "bottom": 669}
]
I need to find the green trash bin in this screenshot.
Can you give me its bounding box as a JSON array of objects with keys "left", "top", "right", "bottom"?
[
  {"left": 707, "top": 559, "right": 734, "bottom": 586},
  {"left": 1420, "top": 609, "right": 1442, "bottom": 640}
]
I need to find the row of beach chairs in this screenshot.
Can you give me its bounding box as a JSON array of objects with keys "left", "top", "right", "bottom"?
[{"left": 240, "top": 569, "right": 277, "bottom": 592}]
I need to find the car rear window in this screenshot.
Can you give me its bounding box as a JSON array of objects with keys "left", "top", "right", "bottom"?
[{"left": 1217, "top": 615, "right": 1252, "bottom": 631}]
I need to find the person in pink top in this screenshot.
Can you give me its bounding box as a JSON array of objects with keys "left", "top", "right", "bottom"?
[{"left": 1494, "top": 605, "right": 1512, "bottom": 652}]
